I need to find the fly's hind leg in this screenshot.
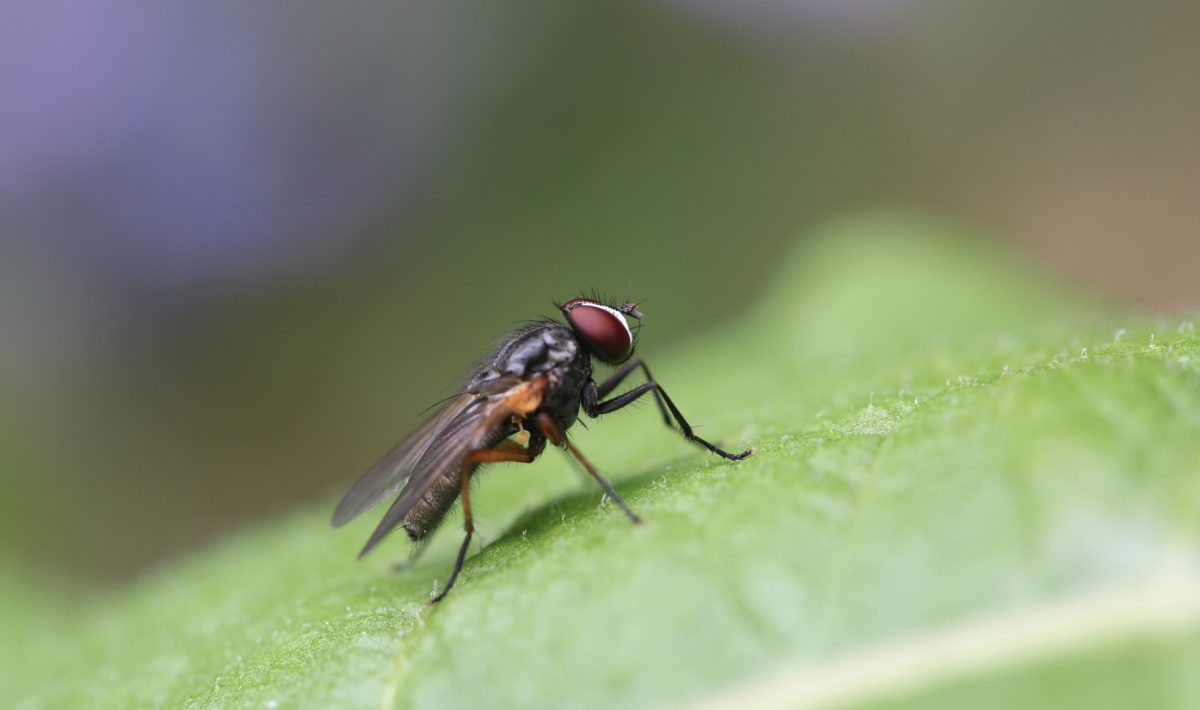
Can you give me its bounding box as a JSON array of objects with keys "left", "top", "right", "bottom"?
[
  {"left": 536, "top": 412, "right": 642, "bottom": 524},
  {"left": 430, "top": 443, "right": 533, "bottom": 605}
]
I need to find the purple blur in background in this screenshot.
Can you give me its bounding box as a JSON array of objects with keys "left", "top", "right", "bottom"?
[{"left": 0, "top": 0, "right": 1197, "bottom": 582}]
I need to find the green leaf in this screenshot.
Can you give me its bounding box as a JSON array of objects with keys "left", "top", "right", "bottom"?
[{"left": 6, "top": 214, "right": 1199, "bottom": 709}]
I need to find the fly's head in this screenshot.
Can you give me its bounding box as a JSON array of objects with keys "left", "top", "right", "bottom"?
[{"left": 558, "top": 296, "right": 643, "bottom": 365}]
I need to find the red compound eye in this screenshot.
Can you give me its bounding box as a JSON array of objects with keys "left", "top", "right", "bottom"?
[{"left": 562, "top": 298, "right": 634, "bottom": 363}]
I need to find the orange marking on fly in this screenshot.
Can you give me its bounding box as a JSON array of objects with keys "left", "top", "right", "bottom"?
[{"left": 498, "top": 375, "right": 547, "bottom": 418}]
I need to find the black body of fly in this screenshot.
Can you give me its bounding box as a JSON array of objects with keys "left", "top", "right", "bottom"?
[{"left": 332, "top": 297, "right": 752, "bottom": 603}]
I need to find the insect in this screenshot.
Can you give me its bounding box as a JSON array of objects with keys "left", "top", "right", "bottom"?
[{"left": 331, "top": 296, "right": 752, "bottom": 603}]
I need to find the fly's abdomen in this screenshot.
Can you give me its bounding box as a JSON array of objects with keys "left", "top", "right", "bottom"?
[
  {"left": 401, "top": 429, "right": 508, "bottom": 541},
  {"left": 401, "top": 466, "right": 475, "bottom": 541}
]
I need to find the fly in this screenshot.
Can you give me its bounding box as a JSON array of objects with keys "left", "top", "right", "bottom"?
[{"left": 331, "top": 296, "right": 752, "bottom": 603}]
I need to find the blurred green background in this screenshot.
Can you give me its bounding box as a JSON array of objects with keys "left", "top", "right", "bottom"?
[{"left": 2, "top": 0, "right": 1198, "bottom": 592}]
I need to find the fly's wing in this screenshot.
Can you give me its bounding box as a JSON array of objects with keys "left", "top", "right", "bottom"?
[
  {"left": 331, "top": 393, "right": 477, "bottom": 528},
  {"left": 355, "top": 375, "right": 546, "bottom": 558}
]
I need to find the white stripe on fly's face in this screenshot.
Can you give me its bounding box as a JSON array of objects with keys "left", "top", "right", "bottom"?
[{"left": 579, "top": 302, "right": 632, "bottom": 342}]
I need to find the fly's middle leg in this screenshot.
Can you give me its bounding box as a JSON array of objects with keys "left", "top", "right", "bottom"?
[{"left": 536, "top": 412, "right": 641, "bottom": 524}]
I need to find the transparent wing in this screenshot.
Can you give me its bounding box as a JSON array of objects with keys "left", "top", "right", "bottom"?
[
  {"left": 353, "top": 375, "right": 546, "bottom": 558},
  {"left": 330, "top": 393, "right": 477, "bottom": 528}
]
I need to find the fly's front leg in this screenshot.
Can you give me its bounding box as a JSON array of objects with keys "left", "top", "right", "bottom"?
[
  {"left": 583, "top": 375, "right": 752, "bottom": 461},
  {"left": 593, "top": 359, "right": 671, "bottom": 426}
]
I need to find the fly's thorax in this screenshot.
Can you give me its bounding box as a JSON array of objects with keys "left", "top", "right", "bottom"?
[
  {"left": 467, "top": 366, "right": 502, "bottom": 392},
  {"left": 538, "top": 345, "right": 590, "bottom": 433},
  {"left": 494, "top": 322, "right": 581, "bottom": 378}
]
